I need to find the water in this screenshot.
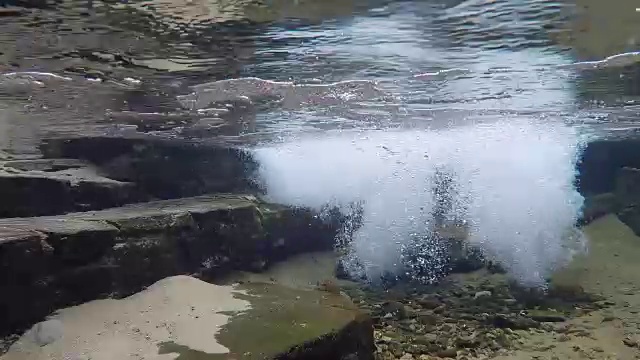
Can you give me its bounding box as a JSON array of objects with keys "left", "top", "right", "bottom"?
[
  {"left": 254, "top": 116, "right": 586, "bottom": 286},
  {"left": 1, "top": 0, "right": 640, "bottom": 285}
]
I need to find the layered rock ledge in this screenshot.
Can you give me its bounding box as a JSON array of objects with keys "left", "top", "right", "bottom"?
[{"left": 0, "top": 194, "right": 340, "bottom": 337}]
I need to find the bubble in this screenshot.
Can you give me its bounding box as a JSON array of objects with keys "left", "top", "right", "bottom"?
[{"left": 252, "top": 116, "right": 586, "bottom": 286}]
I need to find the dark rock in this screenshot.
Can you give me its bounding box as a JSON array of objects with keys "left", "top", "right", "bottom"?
[
  {"left": 580, "top": 192, "right": 617, "bottom": 224},
  {"left": 577, "top": 137, "right": 640, "bottom": 195},
  {"left": 615, "top": 167, "right": 640, "bottom": 209},
  {"left": 617, "top": 207, "right": 640, "bottom": 237},
  {"left": 436, "top": 348, "right": 458, "bottom": 358},
  {"left": 623, "top": 336, "right": 640, "bottom": 348},
  {"left": 0, "top": 165, "right": 143, "bottom": 218},
  {"left": 0, "top": 194, "right": 340, "bottom": 337},
  {"left": 612, "top": 170, "right": 640, "bottom": 236},
  {"left": 416, "top": 311, "right": 438, "bottom": 325},
  {"left": 3, "top": 276, "right": 375, "bottom": 360},
  {"left": 490, "top": 314, "right": 539, "bottom": 330},
  {"left": 526, "top": 310, "right": 567, "bottom": 323},
  {"left": 416, "top": 296, "right": 442, "bottom": 310},
  {"left": 382, "top": 301, "right": 410, "bottom": 319},
  {"left": 3, "top": 158, "right": 87, "bottom": 172},
  {"left": 39, "top": 135, "right": 261, "bottom": 200}
]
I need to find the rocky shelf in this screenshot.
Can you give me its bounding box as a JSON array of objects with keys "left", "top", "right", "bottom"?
[
  {"left": 0, "top": 132, "right": 380, "bottom": 360},
  {"left": 1, "top": 131, "right": 639, "bottom": 360},
  {"left": 0, "top": 193, "right": 343, "bottom": 338}
]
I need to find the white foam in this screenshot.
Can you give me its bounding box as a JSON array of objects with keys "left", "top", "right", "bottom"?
[{"left": 252, "top": 117, "right": 586, "bottom": 286}]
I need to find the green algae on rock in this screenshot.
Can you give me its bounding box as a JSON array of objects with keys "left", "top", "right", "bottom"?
[
  {"left": 1, "top": 276, "right": 374, "bottom": 360},
  {"left": 160, "top": 282, "right": 374, "bottom": 360},
  {"left": 0, "top": 194, "right": 341, "bottom": 338}
]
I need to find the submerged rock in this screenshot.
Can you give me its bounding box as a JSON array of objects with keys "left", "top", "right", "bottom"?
[
  {"left": 39, "top": 135, "right": 261, "bottom": 200},
  {"left": 580, "top": 192, "right": 617, "bottom": 224},
  {"left": 0, "top": 159, "right": 143, "bottom": 217},
  {"left": 0, "top": 194, "right": 340, "bottom": 337},
  {"left": 1, "top": 275, "right": 374, "bottom": 360},
  {"left": 614, "top": 167, "right": 640, "bottom": 208}
]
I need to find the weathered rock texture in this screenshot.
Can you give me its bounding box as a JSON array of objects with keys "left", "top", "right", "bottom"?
[
  {"left": 577, "top": 137, "right": 640, "bottom": 195},
  {"left": 0, "top": 159, "right": 144, "bottom": 217},
  {"left": 1, "top": 275, "right": 374, "bottom": 360},
  {"left": 0, "top": 195, "right": 340, "bottom": 337},
  {"left": 577, "top": 137, "right": 640, "bottom": 226},
  {"left": 40, "top": 135, "right": 261, "bottom": 201}
]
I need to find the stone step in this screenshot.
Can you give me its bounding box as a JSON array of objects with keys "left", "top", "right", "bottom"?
[
  {"left": 0, "top": 159, "right": 145, "bottom": 217},
  {"left": 1, "top": 275, "right": 374, "bottom": 360},
  {"left": 39, "top": 135, "right": 261, "bottom": 201},
  {"left": 0, "top": 194, "right": 341, "bottom": 336}
]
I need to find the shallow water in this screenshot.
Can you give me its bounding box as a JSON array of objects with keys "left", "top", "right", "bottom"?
[{"left": 1, "top": 0, "right": 640, "bottom": 283}]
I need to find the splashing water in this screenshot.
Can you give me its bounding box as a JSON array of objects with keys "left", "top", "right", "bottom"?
[{"left": 253, "top": 115, "right": 587, "bottom": 287}]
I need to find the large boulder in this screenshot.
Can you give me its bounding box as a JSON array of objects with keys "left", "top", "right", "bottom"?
[
  {"left": 1, "top": 275, "right": 374, "bottom": 360},
  {"left": 0, "top": 194, "right": 340, "bottom": 336}
]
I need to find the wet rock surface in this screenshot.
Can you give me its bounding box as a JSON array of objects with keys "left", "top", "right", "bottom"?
[
  {"left": 40, "top": 135, "right": 261, "bottom": 200},
  {"left": 578, "top": 136, "right": 640, "bottom": 230},
  {"left": 337, "top": 270, "right": 605, "bottom": 360},
  {"left": 1, "top": 275, "right": 374, "bottom": 360},
  {"left": 0, "top": 159, "right": 143, "bottom": 217},
  {"left": 0, "top": 194, "right": 340, "bottom": 337}
]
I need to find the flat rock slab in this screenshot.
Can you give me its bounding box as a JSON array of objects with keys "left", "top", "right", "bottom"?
[
  {"left": 0, "top": 159, "right": 143, "bottom": 217},
  {"left": 0, "top": 195, "right": 340, "bottom": 337},
  {"left": 1, "top": 275, "right": 374, "bottom": 360},
  {"left": 39, "top": 135, "right": 260, "bottom": 200}
]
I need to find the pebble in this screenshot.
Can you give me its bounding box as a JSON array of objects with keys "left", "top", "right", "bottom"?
[
  {"left": 474, "top": 291, "right": 492, "bottom": 300},
  {"left": 623, "top": 336, "right": 639, "bottom": 348},
  {"left": 364, "top": 271, "right": 604, "bottom": 360}
]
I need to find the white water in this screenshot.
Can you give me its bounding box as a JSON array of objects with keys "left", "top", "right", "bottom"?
[{"left": 253, "top": 117, "right": 587, "bottom": 286}]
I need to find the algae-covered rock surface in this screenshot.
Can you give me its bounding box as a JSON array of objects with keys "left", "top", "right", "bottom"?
[
  {"left": 0, "top": 194, "right": 340, "bottom": 337},
  {"left": 0, "top": 275, "right": 374, "bottom": 360},
  {"left": 490, "top": 215, "right": 640, "bottom": 360}
]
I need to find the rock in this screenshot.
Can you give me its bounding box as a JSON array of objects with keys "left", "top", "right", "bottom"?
[
  {"left": 2, "top": 276, "right": 375, "bottom": 359},
  {"left": 382, "top": 301, "right": 410, "bottom": 319},
  {"left": 414, "top": 333, "right": 438, "bottom": 346},
  {"left": 474, "top": 290, "right": 492, "bottom": 300},
  {"left": 490, "top": 314, "right": 539, "bottom": 330},
  {"left": 435, "top": 225, "right": 485, "bottom": 274},
  {"left": 623, "top": 336, "right": 639, "bottom": 348},
  {"left": 30, "top": 320, "right": 63, "bottom": 346},
  {"left": 580, "top": 192, "right": 617, "bottom": 224},
  {"left": 416, "top": 311, "right": 438, "bottom": 325},
  {"left": 416, "top": 296, "right": 441, "bottom": 310},
  {"left": 0, "top": 195, "right": 340, "bottom": 337},
  {"left": 577, "top": 137, "right": 640, "bottom": 195},
  {"left": 616, "top": 167, "right": 640, "bottom": 208},
  {"left": 617, "top": 207, "right": 640, "bottom": 237},
  {"left": 0, "top": 161, "right": 143, "bottom": 217},
  {"left": 526, "top": 310, "right": 567, "bottom": 323},
  {"left": 39, "top": 135, "right": 261, "bottom": 200},
  {"left": 435, "top": 348, "right": 458, "bottom": 358}
]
